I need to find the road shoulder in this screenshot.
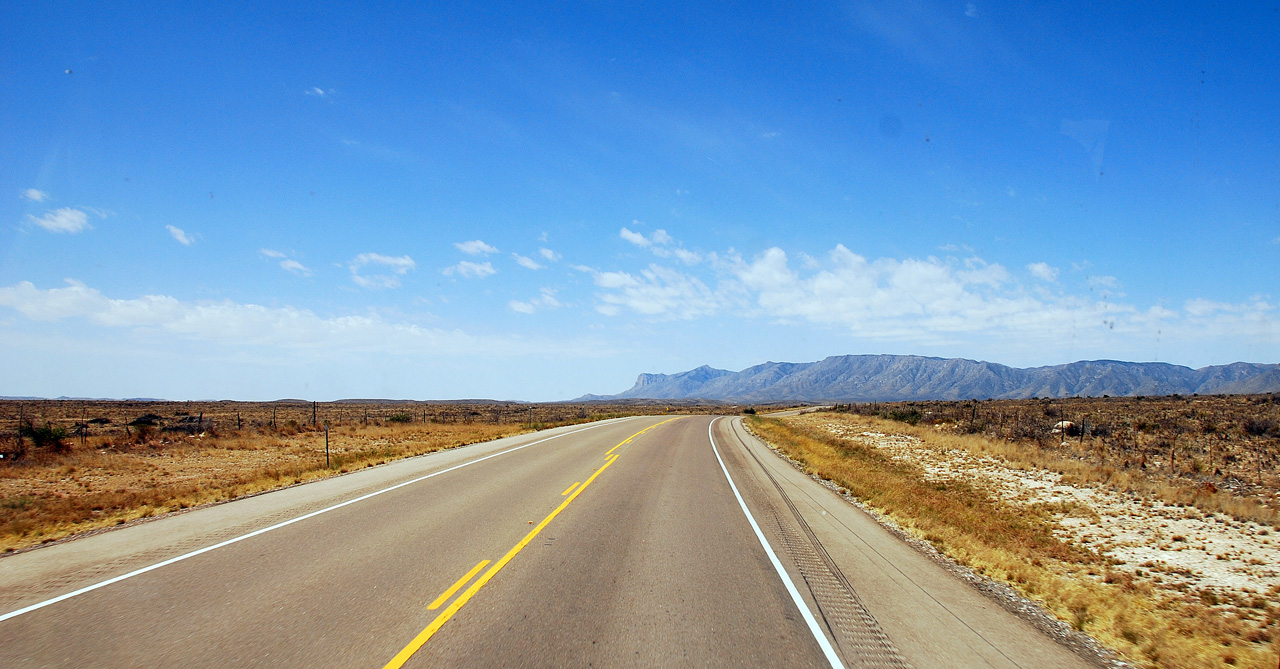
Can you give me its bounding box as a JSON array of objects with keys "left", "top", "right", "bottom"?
[{"left": 719, "top": 416, "right": 1113, "bottom": 669}]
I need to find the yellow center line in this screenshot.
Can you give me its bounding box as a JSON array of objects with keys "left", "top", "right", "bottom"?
[
  {"left": 427, "top": 560, "right": 490, "bottom": 610},
  {"left": 561, "top": 481, "right": 581, "bottom": 496},
  {"left": 606, "top": 417, "right": 676, "bottom": 456},
  {"left": 382, "top": 418, "right": 679, "bottom": 669}
]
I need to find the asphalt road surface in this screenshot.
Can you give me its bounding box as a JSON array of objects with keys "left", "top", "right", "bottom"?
[{"left": 0, "top": 416, "right": 1096, "bottom": 668}]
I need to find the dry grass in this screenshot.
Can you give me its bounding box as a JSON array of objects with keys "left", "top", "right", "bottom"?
[
  {"left": 837, "top": 394, "right": 1280, "bottom": 525},
  {"left": 0, "top": 399, "right": 747, "bottom": 552},
  {"left": 0, "top": 421, "right": 524, "bottom": 552},
  {"left": 749, "top": 414, "right": 1280, "bottom": 669},
  {"left": 856, "top": 414, "right": 1276, "bottom": 529}
]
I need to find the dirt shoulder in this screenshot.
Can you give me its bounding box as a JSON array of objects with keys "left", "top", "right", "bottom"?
[{"left": 752, "top": 412, "right": 1279, "bottom": 669}]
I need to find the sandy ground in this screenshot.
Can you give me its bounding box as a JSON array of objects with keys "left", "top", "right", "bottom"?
[{"left": 797, "top": 415, "right": 1279, "bottom": 605}]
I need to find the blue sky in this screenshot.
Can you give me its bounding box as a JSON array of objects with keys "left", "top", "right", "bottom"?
[{"left": 2, "top": 1, "right": 1278, "bottom": 401}]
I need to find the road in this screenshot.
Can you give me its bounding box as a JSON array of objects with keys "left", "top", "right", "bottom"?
[{"left": 0, "top": 416, "right": 1095, "bottom": 668}]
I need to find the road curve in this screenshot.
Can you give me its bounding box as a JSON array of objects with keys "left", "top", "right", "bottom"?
[{"left": 0, "top": 415, "right": 1096, "bottom": 668}]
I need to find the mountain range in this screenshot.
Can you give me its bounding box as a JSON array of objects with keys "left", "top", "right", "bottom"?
[{"left": 586, "top": 355, "right": 1280, "bottom": 403}]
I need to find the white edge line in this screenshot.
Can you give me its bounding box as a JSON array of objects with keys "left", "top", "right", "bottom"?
[
  {"left": 708, "top": 417, "right": 845, "bottom": 669},
  {"left": 0, "top": 417, "right": 635, "bottom": 623}
]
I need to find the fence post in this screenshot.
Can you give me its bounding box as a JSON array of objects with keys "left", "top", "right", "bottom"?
[{"left": 325, "top": 424, "right": 330, "bottom": 469}]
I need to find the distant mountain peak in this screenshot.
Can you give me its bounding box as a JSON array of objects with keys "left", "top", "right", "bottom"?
[{"left": 594, "top": 355, "right": 1280, "bottom": 402}]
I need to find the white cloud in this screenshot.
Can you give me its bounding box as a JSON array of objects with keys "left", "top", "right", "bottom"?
[
  {"left": 965, "top": 3, "right": 979, "bottom": 18},
  {"left": 619, "top": 225, "right": 700, "bottom": 264},
  {"left": 732, "top": 245, "right": 1031, "bottom": 334},
  {"left": 455, "top": 240, "right": 499, "bottom": 255},
  {"left": 508, "top": 300, "right": 536, "bottom": 315},
  {"left": 509, "top": 288, "right": 562, "bottom": 314},
  {"left": 259, "top": 249, "right": 310, "bottom": 275},
  {"left": 590, "top": 265, "right": 720, "bottom": 319},
  {"left": 305, "top": 87, "right": 334, "bottom": 97},
  {"left": 1027, "top": 262, "right": 1058, "bottom": 282},
  {"left": 0, "top": 279, "right": 588, "bottom": 357},
  {"left": 620, "top": 227, "right": 651, "bottom": 247},
  {"left": 538, "top": 247, "right": 560, "bottom": 261},
  {"left": 349, "top": 253, "right": 416, "bottom": 288},
  {"left": 166, "top": 225, "right": 195, "bottom": 246},
  {"left": 512, "top": 253, "right": 542, "bottom": 270},
  {"left": 27, "top": 208, "right": 90, "bottom": 234},
  {"left": 278, "top": 259, "right": 313, "bottom": 276},
  {"left": 442, "top": 261, "right": 496, "bottom": 279},
  {"left": 673, "top": 248, "right": 702, "bottom": 265},
  {"left": 583, "top": 241, "right": 1277, "bottom": 363},
  {"left": 22, "top": 189, "right": 49, "bottom": 202}
]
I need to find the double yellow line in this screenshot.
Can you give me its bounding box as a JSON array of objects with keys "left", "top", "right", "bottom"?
[{"left": 383, "top": 418, "right": 677, "bottom": 668}]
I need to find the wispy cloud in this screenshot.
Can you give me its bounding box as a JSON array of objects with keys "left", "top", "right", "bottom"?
[
  {"left": 620, "top": 225, "right": 700, "bottom": 265},
  {"left": 278, "top": 259, "right": 312, "bottom": 276},
  {"left": 1026, "top": 262, "right": 1058, "bottom": 282},
  {"left": 587, "top": 264, "right": 720, "bottom": 319},
  {"left": 166, "top": 225, "right": 195, "bottom": 246},
  {"left": 455, "top": 240, "right": 498, "bottom": 255},
  {"left": 512, "top": 253, "right": 542, "bottom": 270},
  {"left": 442, "top": 260, "right": 496, "bottom": 279},
  {"left": 538, "top": 247, "right": 560, "bottom": 262},
  {"left": 965, "top": 3, "right": 979, "bottom": 18},
  {"left": 27, "top": 208, "right": 91, "bottom": 234},
  {"left": 1062, "top": 119, "right": 1110, "bottom": 178},
  {"left": 581, "top": 242, "right": 1278, "bottom": 364},
  {"left": 305, "top": 87, "right": 334, "bottom": 98},
  {"left": 620, "top": 225, "right": 673, "bottom": 248},
  {"left": 509, "top": 288, "right": 562, "bottom": 314},
  {"left": 672, "top": 248, "right": 702, "bottom": 265},
  {"left": 0, "top": 279, "right": 594, "bottom": 358},
  {"left": 21, "top": 189, "right": 49, "bottom": 202},
  {"left": 349, "top": 252, "right": 415, "bottom": 288},
  {"left": 260, "top": 249, "right": 312, "bottom": 276}
]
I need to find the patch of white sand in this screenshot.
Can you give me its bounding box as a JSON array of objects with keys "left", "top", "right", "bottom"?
[{"left": 813, "top": 420, "right": 1280, "bottom": 596}]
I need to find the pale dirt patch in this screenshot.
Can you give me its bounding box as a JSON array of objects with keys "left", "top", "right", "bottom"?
[{"left": 793, "top": 414, "right": 1280, "bottom": 603}]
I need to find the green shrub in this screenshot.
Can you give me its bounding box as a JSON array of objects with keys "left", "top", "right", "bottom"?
[
  {"left": 388, "top": 412, "right": 413, "bottom": 424},
  {"left": 884, "top": 408, "right": 922, "bottom": 425},
  {"left": 22, "top": 422, "right": 69, "bottom": 452}
]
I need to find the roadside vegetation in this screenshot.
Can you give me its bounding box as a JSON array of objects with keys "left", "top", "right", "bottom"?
[
  {"left": 0, "top": 400, "right": 734, "bottom": 553},
  {"left": 749, "top": 406, "right": 1280, "bottom": 669},
  {"left": 836, "top": 394, "right": 1280, "bottom": 525}
]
